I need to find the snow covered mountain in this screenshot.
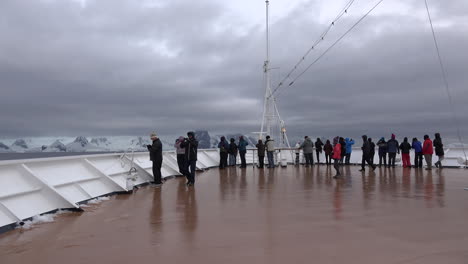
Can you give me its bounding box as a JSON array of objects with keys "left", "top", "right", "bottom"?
[
  {"left": 0, "top": 131, "right": 251, "bottom": 153},
  {"left": 0, "top": 142, "right": 11, "bottom": 152}
]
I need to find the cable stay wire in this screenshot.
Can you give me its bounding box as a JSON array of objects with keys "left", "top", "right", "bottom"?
[
  {"left": 269, "top": 0, "right": 356, "bottom": 97},
  {"left": 269, "top": 0, "right": 385, "bottom": 99},
  {"left": 424, "top": 0, "right": 467, "bottom": 163}
]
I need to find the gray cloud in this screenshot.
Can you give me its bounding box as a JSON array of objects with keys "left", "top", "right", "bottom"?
[{"left": 0, "top": 0, "right": 467, "bottom": 143}]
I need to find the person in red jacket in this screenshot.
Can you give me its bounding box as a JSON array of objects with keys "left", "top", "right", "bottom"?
[
  {"left": 332, "top": 136, "right": 342, "bottom": 178},
  {"left": 422, "top": 134, "right": 434, "bottom": 170}
]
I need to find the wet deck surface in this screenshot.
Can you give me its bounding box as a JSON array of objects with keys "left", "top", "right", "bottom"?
[{"left": 1, "top": 165, "right": 468, "bottom": 264}]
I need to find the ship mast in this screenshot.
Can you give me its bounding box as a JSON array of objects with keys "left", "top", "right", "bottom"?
[
  {"left": 260, "top": 0, "right": 291, "bottom": 150},
  {"left": 260, "top": 0, "right": 272, "bottom": 140}
]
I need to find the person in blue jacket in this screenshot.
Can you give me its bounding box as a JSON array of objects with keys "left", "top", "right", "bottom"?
[
  {"left": 387, "top": 134, "right": 399, "bottom": 168},
  {"left": 238, "top": 136, "right": 249, "bottom": 168},
  {"left": 412, "top": 137, "right": 423, "bottom": 168},
  {"left": 345, "top": 138, "right": 355, "bottom": 165}
]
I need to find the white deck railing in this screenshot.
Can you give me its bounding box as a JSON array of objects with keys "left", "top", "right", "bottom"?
[
  {"left": 0, "top": 149, "right": 219, "bottom": 231},
  {"left": 0, "top": 147, "right": 466, "bottom": 231}
]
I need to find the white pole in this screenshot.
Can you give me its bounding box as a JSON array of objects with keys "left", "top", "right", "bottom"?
[{"left": 260, "top": 0, "right": 272, "bottom": 140}]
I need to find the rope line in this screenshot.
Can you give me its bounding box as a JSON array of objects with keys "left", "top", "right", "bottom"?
[
  {"left": 269, "top": 0, "right": 356, "bottom": 98},
  {"left": 269, "top": 0, "right": 385, "bottom": 98},
  {"left": 424, "top": 0, "right": 467, "bottom": 163}
]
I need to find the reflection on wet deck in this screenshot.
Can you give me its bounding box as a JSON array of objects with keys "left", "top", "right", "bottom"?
[{"left": 1, "top": 166, "right": 468, "bottom": 264}]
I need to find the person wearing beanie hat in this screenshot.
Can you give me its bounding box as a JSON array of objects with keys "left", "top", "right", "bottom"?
[
  {"left": 332, "top": 136, "right": 342, "bottom": 178},
  {"left": 387, "top": 133, "right": 399, "bottom": 168},
  {"left": 147, "top": 132, "right": 163, "bottom": 185},
  {"left": 180, "top": 131, "right": 198, "bottom": 186}
]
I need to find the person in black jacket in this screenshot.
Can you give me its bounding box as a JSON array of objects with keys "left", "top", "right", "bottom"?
[
  {"left": 228, "top": 138, "right": 238, "bottom": 167},
  {"left": 377, "top": 137, "right": 388, "bottom": 167},
  {"left": 399, "top": 137, "right": 412, "bottom": 168},
  {"left": 339, "top": 137, "right": 346, "bottom": 165},
  {"left": 315, "top": 138, "right": 324, "bottom": 164},
  {"left": 180, "top": 131, "right": 198, "bottom": 186},
  {"left": 147, "top": 132, "right": 163, "bottom": 185},
  {"left": 256, "top": 139, "right": 265, "bottom": 168},
  {"left": 368, "top": 138, "right": 376, "bottom": 164},
  {"left": 434, "top": 133, "right": 444, "bottom": 168},
  {"left": 218, "top": 136, "right": 229, "bottom": 169},
  {"left": 387, "top": 134, "right": 399, "bottom": 168},
  {"left": 359, "top": 135, "right": 376, "bottom": 172}
]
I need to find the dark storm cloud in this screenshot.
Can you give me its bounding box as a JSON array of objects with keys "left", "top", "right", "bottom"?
[{"left": 0, "top": 0, "right": 467, "bottom": 141}]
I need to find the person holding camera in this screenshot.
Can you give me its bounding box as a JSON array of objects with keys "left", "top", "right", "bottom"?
[
  {"left": 174, "top": 136, "right": 187, "bottom": 176},
  {"left": 180, "top": 131, "right": 198, "bottom": 186},
  {"left": 147, "top": 132, "right": 163, "bottom": 185}
]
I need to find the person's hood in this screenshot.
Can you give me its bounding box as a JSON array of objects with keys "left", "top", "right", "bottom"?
[{"left": 333, "top": 136, "right": 339, "bottom": 145}]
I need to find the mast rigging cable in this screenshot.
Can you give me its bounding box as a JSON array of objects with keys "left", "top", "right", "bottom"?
[
  {"left": 269, "top": 0, "right": 385, "bottom": 99},
  {"left": 424, "top": 0, "right": 467, "bottom": 162},
  {"left": 270, "top": 0, "right": 356, "bottom": 98}
]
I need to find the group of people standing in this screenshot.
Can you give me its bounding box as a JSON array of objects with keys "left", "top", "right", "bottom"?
[
  {"left": 147, "top": 131, "right": 199, "bottom": 187},
  {"left": 295, "top": 137, "right": 356, "bottom": 166},
  {"left": 149, "top": 131, "right": 445, "bottom": 184},
  {"left": 217, "top": 136, "right": 249, "bottom": 168},
  {"left": 327, "top": 133, "right": 445, "bottom": 178},
  {"left": 218, "top": 135, "right": 276, "bottom": 169},
  {"left": 375, "top": 133, "right": 445, "bottom": 170}
]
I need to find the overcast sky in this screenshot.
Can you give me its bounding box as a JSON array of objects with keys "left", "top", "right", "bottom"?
[{"left": 1, "top": 0, "right": 467, "bottom": 141}]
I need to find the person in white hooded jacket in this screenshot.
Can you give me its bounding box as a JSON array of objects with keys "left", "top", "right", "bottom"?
[{"left": 265, "top": 136, "right": 275, "bottom": 168}]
